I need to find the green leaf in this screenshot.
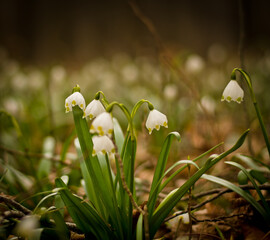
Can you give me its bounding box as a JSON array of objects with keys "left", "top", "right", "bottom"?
[
  {"left": 225, "top": 161, "right": 270, "bottom": 217},
  {"left": 55, "top": 178, "right": 114, "bottom": 239},
  {"left": 49, "top": 208, "right": 70, "bottom": 240},
  {"left": 72, "top": 106, "right": 124, "bottom": 239},
  {"left": 148, "top": 129, "right": 249, "bottom": 239},
  {"left": 147, "top": 160, "right": 198, "bottom": 218},
  {"left": 202, "top": 174, "right": 269, "bottom": 223},
  {"left": 33, "top": 192, "right": 58, "bottom": 213},
  {"left": 250, "top": 170, "right": 268, "bottom": 184},
  {"left": 159, "top": 142, "right": 224, "bottom": 193},
  {"left": 148, "top": 132, "right": 181, "bottom": 217},
  {"left": 233, "top": 154, "right": 270, "bottom": 172},
  {"left": 113, "top": 117, "right": 125, "bottom": 154},
  {"left": 136, "top": 214, "right": 144, "bottom": 240}
]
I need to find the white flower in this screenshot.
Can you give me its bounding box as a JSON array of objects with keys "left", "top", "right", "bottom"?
[
  {"left": 15, "top": 215, "right": 39, "bottom": 238},
  {"left": 164, "top": 84, "right": 178, "bottom": 101},
  {"left": 90, "top": 112, "right": 114, "bottom": 136},
  {"left": 185, "top": 54, "right": 205, "bottom": 74},
  {"left": 221, "top": 80, "right": 244, "bottom": 103},
  {"left": 180, "top": 213, "right": 190, "bottom": 224},
  {"left": 65, "top": 92, "right": 85, "bottom": 113},
  {"left": 146, "top": 109, "right": 168, "bottom": 134},
  {"left": 92, "top": 135, "right": 115, "bottom": 156},
  {"left": 84, "top": 99, "right": 105, "bottom": 119}
]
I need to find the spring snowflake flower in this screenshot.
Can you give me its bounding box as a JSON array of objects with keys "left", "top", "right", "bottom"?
[
  {"left": 146, "top": 109, "right": 168, "bottom": 134},
  {"left": 84, "top": 99, "right": 105, "bottom": 119},
  {"left": 90, "top": 112, "right": 114, "bottom": 136},
  {"left": 92, "top": 135, "right": 115, "bottom": 156},
  {"left": 65, "top": 92, "right": 85, "bottom": 113},
  {"left": 221, "top": 80, "right": 244, "bottom": 103}
]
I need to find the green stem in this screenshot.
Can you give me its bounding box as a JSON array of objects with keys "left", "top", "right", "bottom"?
[
  {"left": 130, "top": 99, "right": 154, "bottom": 119},
  {"left": 106, "top": 102, "right": 135, "bottom": 139},
  {"left": 95, "top": 91, "right": 109, "bottom": 107},
  {"left": 231, "top": 68, "right": 270, "bottom": 156}
]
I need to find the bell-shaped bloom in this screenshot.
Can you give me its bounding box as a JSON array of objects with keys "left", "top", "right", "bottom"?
[
  {"left": 146, "top": 109, "right": 168, "bottom": 134},
  {"left": 92, "top": 135, "right": 115, "bottom": 156},
  {"left": 90, "top": 112, "right": 114, "bottom": 136},
  {"left": 84, "top": 99, "right": 105, "bottom": 119},
  {"left": 65, "top": 92, "right": 85, "bottom": 113},
  {"left": 221, "top": 80, "right": 244, "bottom": 103}
]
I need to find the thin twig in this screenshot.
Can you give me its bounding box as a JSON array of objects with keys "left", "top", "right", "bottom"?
[
  {"left": 164, "top": 183, "right": 270, "bottom": 222},
  {"left": 2, "top": 210, "right": 25, "bottom": 220},
  {"left": 0, "top": 195, "right": 31, "bottom": 215},
  {"left": 181, "top": 183, "right": 270, "bottom": 201},
  {"left": 66, "top": 222, "right": 84, "bottom": 234},
  {"left": 128, "top": 0, "right": 222, "bottom": 147},
  {"left": 114, "top": 150, "right": 145, "bottom": 215},
  {"left": 0, "top": 194, "right": 84, "bottom": 235},
  {"left": 191, "top": 213, "right": 250, "bottom": 223},
  {"left": 238, "top": 0, "right": 254, "bottom": 156}
]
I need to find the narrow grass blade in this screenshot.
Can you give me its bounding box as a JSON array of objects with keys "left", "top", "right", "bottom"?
[
  {"left": 225, "top": 161, "right": 270, "bottom": 217},
  {"left": 149, "top": 129, "right": 249, "bottom": 239},
  {"left": 55, "top": 178, "right": 114, "bottom": 240},
  {"left": 113, "top": 117, "right": 125, "bottom": 154},
  {"left": 72, "top": 106, "right": 124, "bottom": 239},
  {"left": 136, "top": 214, "right": 144, "bottom": 240},
  {"left": 202, "top": 174, "right": 269, "bottom": 222},
  {"left": 159, "top": 142, "right": 224, "bottom": 193},
  {"left": 148, "top": 132, "right": 181, "bottom": 217}
]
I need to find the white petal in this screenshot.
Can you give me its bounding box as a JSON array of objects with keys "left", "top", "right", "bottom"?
[
  {"left": 84, "top": 99, "right": 105, "bottom": 119},
  {"left": 92, "top": 135, "right": 115, "bottom": 156},
  {"left": 146, "top": 109, "right": 168, "bottom": 134},
  {"left": 221, "top": 80, "right": 244, "bottom": 103},
  {"left": 65, "top": 92, "right": 85, "bottom": 112},
  {"left": 90, "top": 112, "right": 114, "bottom": 136}
]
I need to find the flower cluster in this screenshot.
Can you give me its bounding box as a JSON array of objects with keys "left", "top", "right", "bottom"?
[{"left": 65, "top": 88, "right": 169, "bottom": 157}]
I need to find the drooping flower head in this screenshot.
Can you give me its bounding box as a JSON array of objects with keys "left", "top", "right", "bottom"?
[
  {"left": 221, "top": 80, "right": 244, "bottom": 103},
  {"left": 92, "top": 135, "right": 115, "bottom": 156},
  {"left": 90, "top": 112, "right": 114, "bottom": 137},
  {"left": 65, "top": 91, "right": 85, "bottom": 113},
  {"left": 84, "top": 99, "right": 105, "bottom": 119},
  {"left": 146, "top": 109, "right": 168, "bottom": 134}
]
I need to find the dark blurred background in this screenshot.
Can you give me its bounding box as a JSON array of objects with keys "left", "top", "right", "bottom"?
[{"left": 1, "top": 0, "right": 270, "bottom": 66}]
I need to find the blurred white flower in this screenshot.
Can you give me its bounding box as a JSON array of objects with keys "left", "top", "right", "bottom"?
[
  {"left": 65, "top": 92, "right": 85, "bottom": 113},
  {"left": 199, "top": 95, "right": 216, "bottom": 114},
  {"left": 92, "top": 135, "right": 115, "bottom": 156},
  {"left": 180, "top": 213, "right": 190, "bottom": 224},
  {"left": 166, "top": 213, "right": 190, "bottom": 230},
  {"left": 28, "top": 69, "right": 45, "bottom": 90},
  {"left": 185, "top": 54, "right": 205, "bottom": 74},
  {"left": 84, "top": 99, "right": 105, "bottom": 119},
  {"left": 121, "top": 63, "right": 138, "bottom": 83},
  {"left": 11, "top": 73, "right": 28, "bottom": 91},
  {"left": 61, "top": 175, "right": 69, "bottom": 185},
  {"left": 90, "top": 112, "right": 114, "bottom": 136},
  {"left": 221, "top": 80, "right": 244, "bottom": 103},
  {"left": 3, "top": 97, "right": 21, "bottom": 115},
  {"left": 146, "top": 109, "right": 168, "bottom": 134},
  {"left": 51, "top": 65, "right": 66, "bottom": 84},
  {"left": 163, "top": 84, "right": 178, "bottom": 101},
  {"left": 15, "top": 215, "right": 39, "bottom": 238}
]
